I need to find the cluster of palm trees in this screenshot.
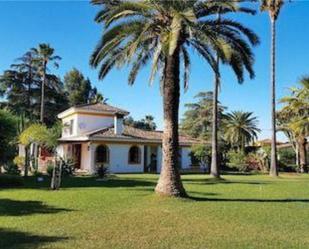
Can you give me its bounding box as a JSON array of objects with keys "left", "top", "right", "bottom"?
[
  {"left": 278, "top": 77, "right": 309, "bottom": 173},
  {"left": 90, "top": 0, "right": 287, "bottom": 197}
]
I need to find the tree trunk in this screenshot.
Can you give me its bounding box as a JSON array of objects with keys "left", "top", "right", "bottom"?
[
  {"left": 155, "top": 52, "right": 187, "bottom": 197},
  {"left": 24, "top": 146, "right": 29, "bottom": 177},
  {"left": 27, "top": 61, "right": 32, "bottom": 119},
  {"left": 210, "top": 57, "right": 220, "bottom": 178},
  {"left": 298, "top": 137, "right": 307, "bottom": 173},
  {"left": 295, "top": 142, "right": 300, "bottom": 169},
  {"left": 269, "top": 18, "right": 279, "bottom": 177},
  {"left": 40, "top": 62, "right": 47, "bottom": 124}
]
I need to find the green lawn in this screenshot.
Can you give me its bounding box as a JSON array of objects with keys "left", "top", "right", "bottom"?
[{"left": 1, "top": 173, "right": 309, "bottom": 249}]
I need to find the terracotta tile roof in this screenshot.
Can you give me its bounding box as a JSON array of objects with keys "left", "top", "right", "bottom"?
[
  {"left": 74, "top": 103, "right": 129, "bottom": 115},
  {"left": 90, "top": 125, "right": 198, "bottom": 145}
]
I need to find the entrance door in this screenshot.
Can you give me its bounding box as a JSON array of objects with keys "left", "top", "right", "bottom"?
[{"left": 72, "top": 144, "right": 82, "bottom": 169}]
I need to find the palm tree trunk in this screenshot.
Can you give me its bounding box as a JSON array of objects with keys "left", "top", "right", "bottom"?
[
  {"left": 295, "top": 141, "right": 300, "bottom": 168},
  {"left": 40, "top": 62, "right": 47, "bottom": 124},
  {"left": 24, "top": 146, "right": 29, "bottom": 177},
  {"left": 155, "top": 52, "right": 187, "bottom": 197},
  {"left": 298, "top": 137, "right": 307, "bottom": 173},
  {"left": 270, "top": 18, "right": 279, "bottom": 177},
  {"left": 210, "top": 57, "right": 220, "bottom": 178}
]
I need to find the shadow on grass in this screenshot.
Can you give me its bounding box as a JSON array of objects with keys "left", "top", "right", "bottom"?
[
  {"left": 1, "top": 176, "right": 157, "bottom": 192},
  {"left": 0, "top": 228, "right": 69, "bottom": 249},
  {"left": 0, "top": 199, "right": 73, "bottom": 216},
  {"left": 60, "top": 177, "right": 156, "bottom": 189},
  {"left": 182, "top": 178, "right": 267, "bottom": 186},
  {"left": 189, "top": 196, "right": 309, "bottom": 203}
]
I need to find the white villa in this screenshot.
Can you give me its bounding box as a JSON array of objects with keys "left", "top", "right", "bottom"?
[{"left": 56, "top": 103, "right": 198, "bottom": 174}]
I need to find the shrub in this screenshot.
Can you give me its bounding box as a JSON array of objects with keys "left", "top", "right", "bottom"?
[
  {"left": 97, "top": 164, "right": 108, "bottom": 178},
  {"left": 46, "top": 162, "right": 54, "bottom": 177},
  {"left": 190, "top": 144, "right": 211, "bottom": 172},
  {"left": 227, "top": 151, "right": 248, "bottom": 172},
  {"left": 3, "top": 163, "right": 21, "bottom": 176},
  {"left": 13, "top": 156, "right": 25, "bottom": 168},
  {"left": 278, "top": 148, "right": 296, "bottom": 167},
  {"left": 0, "top": 175, "right": 24, "bottom": 187},
  {"left": 47, "top": 158, "right": 75, "bottom": 177},
  {"left": 60, "top": 158, "right": 75, "bottom": 177},
  {"left": 33, "top": 170, "right": 44, "bottom": 177},
  {"left": 245, "top": 152, "right": 269, "bottom": 172}
]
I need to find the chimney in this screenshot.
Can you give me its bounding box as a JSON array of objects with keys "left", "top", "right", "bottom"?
[{"left": 114, "top": 113, "right": 124, "bottom": 135}]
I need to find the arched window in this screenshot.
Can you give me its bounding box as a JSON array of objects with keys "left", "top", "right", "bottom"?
[
  {"left": 128, "top": 146, "right": 141, "bottom": 164},
  {"left": 96, "top": 145, "right": 109, "bottom": 164}
]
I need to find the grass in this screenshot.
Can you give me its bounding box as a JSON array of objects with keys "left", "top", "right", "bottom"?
[{"left": 1, "top": 173, "right": 309, "bottom": 249}]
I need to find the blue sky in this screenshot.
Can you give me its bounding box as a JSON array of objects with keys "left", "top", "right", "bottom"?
[{"left": 1, "top": 1, "right": 309, "bottom": 141}]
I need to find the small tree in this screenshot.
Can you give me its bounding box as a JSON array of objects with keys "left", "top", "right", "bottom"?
[
  {"left": 191, "top": 144, "right": 211, "bottom": 173},
  {"left": 19, "top": 123, "right": 62, "bottom": 189}
]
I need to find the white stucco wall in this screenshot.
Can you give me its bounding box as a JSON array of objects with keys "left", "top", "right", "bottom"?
[
  {"left": 77, "top": 114, "right": 114, "bottom": 134},
  {"left": 61, "top": 142, "right": 193, "bottom": 174},
  {"left": 156, "top": 146, "right": 162, "bottom": 173},
  {"left": 81, "top": 143, "right": 91, "bottom": 171},
  {"left": 181, "top": 147, "right": 192, "bottom": 169},
  {"left": 155, "top": 146, "right": 191, "bottom": 172},
  {"left": 62, "top": 114, "right": 114, "bottom": 137},
  {"left": 89, "top": 143, "right": 144, "bottom": 174}
]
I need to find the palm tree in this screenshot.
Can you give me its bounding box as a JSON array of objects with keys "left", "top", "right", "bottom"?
[
  {"left": 32, "top": 44, "right": 61, "bottom": 124},
  {"left": 260, "top": 0, "right": 284, "bottom": 177},
  {"left": 279, "top": 77, "right": 309, "bottom": 172},
  {"left": 90, "top": 0, "right": 259, "bottom": 197},
  {"left": 210, "top": 3, "right": 258, "bottom": 178},
  {"left": 224, "top": 111, "right": 261, "bottom": 152}
]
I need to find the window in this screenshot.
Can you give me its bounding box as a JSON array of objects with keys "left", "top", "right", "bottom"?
[
  {"left": 128, "top": 146, "right": 141, "bottom": 164},
  {"left": 96, "top": 145, "right": 109, "bottom": 164}
]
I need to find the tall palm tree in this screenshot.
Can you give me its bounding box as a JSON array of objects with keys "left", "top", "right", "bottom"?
[
  {"left": 32, "top": 44, "right": 61, "bottom": 124},
  {"left": 260, "top": 0, "right": 284, "bottom": 177},
  {"left": 224, "top": 111, "right": 261, "bottom": 152},
  {"left": 90, "top": 0, "right": 259, "bottom": 197},
  {"left": 210, "top": 2, "right": 258, "bottom": 178}
]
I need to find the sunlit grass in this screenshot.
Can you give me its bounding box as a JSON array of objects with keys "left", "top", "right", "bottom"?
[{"left": 1, "top": 173, "right": 309, "bottom": 249}]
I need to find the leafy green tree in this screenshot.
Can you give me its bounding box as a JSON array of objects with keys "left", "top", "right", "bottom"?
[
  {"left": 32, "top": 43, "right": 61, "bottom": 124},
  {"left": 0, "top": 109, "right": 18, "bottom": 170},
  {"left": 64, "top": 68, "right": 92, "bottom": 106},
  {"left": 224, "top": 111, "right": 261, "bottom": 152},
  {"left": 90, "top": 0, "right": 258, "bottom": 197},
  {"left": 181, "top": 91, "right": 225, "bottom": 140},
  {"left": 260, "top": 0, "right": 284, "bottom": 177},
  {"left": 191, "top": 144, "right": 211, "bottom": 172},
  {"left": 0, "top": 50, "right": 38, "bottom": 118},
  {"left": 0, "top": 48, "right": 67, "bottom": 126},
  {"left": 64, "top": 68, "right": 107, "bottom": 106},
  {"left": 124, "top": 115, "right": 157, "bottom": 131},
  {"left": 89, "top": 87, "right": 108, "bottom": 104}
]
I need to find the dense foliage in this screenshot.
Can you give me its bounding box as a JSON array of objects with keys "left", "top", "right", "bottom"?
[
  {"left": 124, "top": 115, "right": 157, "bottom": 131},
  {"left": 64, "top": 68, "right": 107, "bottom": 106},
  {"left": 0, "top": 109, "right": 18, "bottom": 167}
]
